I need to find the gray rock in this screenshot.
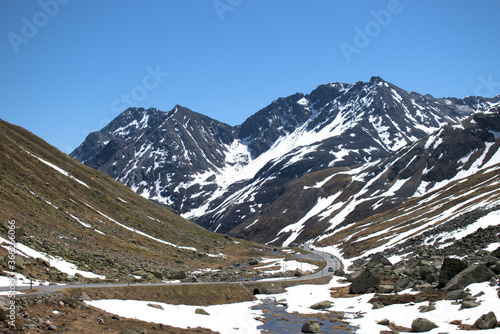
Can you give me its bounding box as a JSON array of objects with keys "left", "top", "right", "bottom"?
[
  {"left": 248, "top": 258, "right": 259, "bottom": 265},
  {"left": 411, "top": 318, "right": 438, "bottom": 332},
  {"left": 349, "top": 269, "right": 380, "bottom": 294},
  {"left": 371, "top": 301, "right": 385, "bottom": 309},
  {"left": 294, "top": 268, "right": 304, "bottom": 277},
  {"left": 301, "top": 321, "right": 321, "bottom": 333},
  {"left": 367, "top": 254, "right": 392, "bottom": 268},
  {"left": 334, "top": 268, "right": 345, "bottom": 276},
  {"left": 195, "top": 308, "right": 210, "bottom": 315},
  {"left": 443, "top": 264, "right": 496, "bottom": 291},
  {"left": 377, "top": 319, "right": 390, "bottom": 325},
  {"left": 309, "top": 300, "right": 332, "bottom": 310},
  {"left": 394, "top": 277, "right": 414, "bottom": 292},
  {"left": 491, "top": 246, "right": 500, "bottom": 259},
  {"left": 445, "top": 289, "right": 471, "bottom": 300},
  {"left": 473, "top": 311, "right": 498, "bottom": 329},
  {"left": 460, "top": 300, "right": 480, "bottom": 309},
  {"left": 378, "top": 284, "right": 394, "bottom": 293},
  {"left": 418, "top": 302, "right": 436, "bottom": 313},
  {"left": 3, "top": 255, "right": 25, "bottom": 270},
  {"left": 437, "top": 257, "right": 468, "bottom": 288},
  {"left": 81, "top": 292, "right": 91, "bottom": 301},
  {"left": 147, "top": 303, "right": 164, "bottom": 310}
]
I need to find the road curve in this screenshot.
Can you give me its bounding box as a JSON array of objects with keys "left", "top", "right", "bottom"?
[{"left": 0, "top": 246, "right": 342, "bottom": 296}]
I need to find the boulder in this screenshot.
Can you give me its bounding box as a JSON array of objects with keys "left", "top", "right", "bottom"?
[
  {"left": 394, "top": 277, "right": 414, "bottom": 292},
  {"left": 309, "top": 300, "right": 332, "bottom": 310},
  {"left": 411, "top": 318, "right": 438, "bottom": 332},
  {"left": 367, "top": 254, "right": 392, "bottom": 268},
  {"left": 346, "top": 270, "right": 362, "bottom": 282},
  {"left": 132, "top": 269, "right": 148, "bottom": 277},
  {"left": 491, "top": 246, "right": 500, "bottom": 259},
  {"left": 147, "top": 303, "right": 164, "bottom": 310},
  {"left": 445, "top": 289, "right": 471, "bottom": 300},
  {"left": 437, "top": 257, "right": 468, "bottom": 288},
  {"left": 334, "top": 268, "right": 345, "bottom": 276},
  {"left": 377, "top": 319, "right": 390, "bottom": 325},
  {"left": 472, "top": 312, "right": 498, "bottom": 329},
  {"left": 248, "top": 258, "right": 259, "bottom": 265},
  {"left": 443, "top": 264, "right": 496, "bottom": 291},
  {"left": 3, "top": 255, "right": 25, "bottom": 270},
  {"left": 482, "top": 256, "right": 500, "bottom": 274},
  {"left": 195, "top": 308, "right": 210, "bottom": 315},
  {"left": 378, "top": 284, "right": 394, "bottom": 294},
  {"left": 349, "top": 269, "right": 380, "bottom": 294},
  {"left": 418, "top": 302, "right": 436, "bottom": 313},
  {"left": 294, "top": 268, "right": 304, "bottom": 277},
  {"left": 371, "top": 301, "right": 385, "bottom": 309},
  {"left": 460, "top": 300, "right": 480, "bottom": 309},
  {"left": 301, "top": 321, "right": 321, "bottom": 333}
]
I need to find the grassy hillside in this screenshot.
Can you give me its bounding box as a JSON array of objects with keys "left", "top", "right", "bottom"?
[{"left": 0, "top": 119, "right": 268, "bottom": 282}]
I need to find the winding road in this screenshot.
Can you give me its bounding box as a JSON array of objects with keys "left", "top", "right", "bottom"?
[{"left": 0, "top": 246, "right": 342, "bottom": 296}]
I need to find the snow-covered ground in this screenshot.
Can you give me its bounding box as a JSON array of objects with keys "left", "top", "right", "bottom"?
[
  {"left": 86, "top": 274, "right": 500, "bottom": 334},
  {"left": 86, "top": 299, "right": 263, "bottom": 333},
  {"left": 254, "top": 258, "right": 318, "bottom": 274}
]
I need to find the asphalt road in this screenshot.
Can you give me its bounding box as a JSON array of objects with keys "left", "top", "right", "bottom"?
[{"left": 0, "top": 246, "right": 342, "bottom": 296}]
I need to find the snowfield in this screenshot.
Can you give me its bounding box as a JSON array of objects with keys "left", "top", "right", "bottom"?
[
  {"left": 86, "top": 276, "right": 500, "bottom": 334},
  {"left": 86, "top": 299, "right": 263, "bottom": 333}
]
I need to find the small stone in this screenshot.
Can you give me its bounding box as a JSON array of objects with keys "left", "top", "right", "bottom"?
[
  {"left": 147, "top": 303, "right": 164, "bottom": 310},
  {"left": 418, "top": 302, "right": 436, "bottom": 313},
  {"left": 378, "top": 284, "right": 394, "bottom": 294},
  {"left": 372, "top": 301, "right": 385, "bottom": 309},
  {"left": 460, "top": 300, "right": 480, "bottom": 309},
  {"left": 81, "top": 292, "right": 91, "bottom": 301},
  {"left": 377, "top": 319, "right": 390, "bottom": 325},
  {"left": 195, "top": 308, "right": 210, "bottom": 315}
]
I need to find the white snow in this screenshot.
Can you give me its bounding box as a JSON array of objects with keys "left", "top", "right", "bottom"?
[
  {"left": 0, "top": 236, "right": 105, "bottom": 279},
  {"left": 83, "top": 202, "right": 197, "bottom": 251},
  {"left": 255, "top": 259, "right": 318, "bottom": 274},
  {"left": 86, "top": 299, "right": 263, "bottom": 334},
  {"left": 24, "top": 150, "right": 90, "bottom": 188}
]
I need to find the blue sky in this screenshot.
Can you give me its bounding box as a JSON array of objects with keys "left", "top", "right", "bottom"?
[{"left": 1, "top": 1, "right": 500, "bottom": 154}]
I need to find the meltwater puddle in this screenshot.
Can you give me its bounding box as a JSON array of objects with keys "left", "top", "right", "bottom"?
[{"left": 254, "top": 297, "right": 357, "bottom": 333}]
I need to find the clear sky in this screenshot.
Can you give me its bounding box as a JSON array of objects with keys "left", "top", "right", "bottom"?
[{"left": 1, "top": 1, "right": 499, "bottom": 154}]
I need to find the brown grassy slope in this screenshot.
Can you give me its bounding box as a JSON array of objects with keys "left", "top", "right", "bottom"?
[
  {"left": 318, "top": 163, "right": 500, "bottom": 258},
  {"left": 0, "top": 119, "right": 265, "bottom": 280}
]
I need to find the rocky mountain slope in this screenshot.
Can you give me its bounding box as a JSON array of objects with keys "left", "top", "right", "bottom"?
[
  {"left": 71, "top": 77, "right": 500, "bottom": 239},
  {"left": 232, "top": 105, "right": 500, "bottom": 251},
  {"left": 0, "top": 118, "right": 269, "bottom": 284}
]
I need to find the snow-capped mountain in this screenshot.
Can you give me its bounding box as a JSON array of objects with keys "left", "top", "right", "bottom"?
[
  {"left": 71, "top": 77, "right": 500, "bottom": 238},
  {"left": 231, "top": 104, "right": 500, "bottom": 250}
]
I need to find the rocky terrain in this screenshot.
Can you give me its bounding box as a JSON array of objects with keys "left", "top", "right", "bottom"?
[{"left": 335, "top": 206, "right": 500, "bottom": 332}]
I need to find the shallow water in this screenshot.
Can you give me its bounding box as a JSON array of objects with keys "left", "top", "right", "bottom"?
[{"left": 254, "top": 297, "right": 357, "bottom": 333}]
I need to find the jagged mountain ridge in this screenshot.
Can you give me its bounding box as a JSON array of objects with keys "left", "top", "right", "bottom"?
[
  {"left": 231, "top": 105, "right": 500, "bottom": 251},
  {"left": 71, "top": 77, "right": 500, "bottom": 236}
]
